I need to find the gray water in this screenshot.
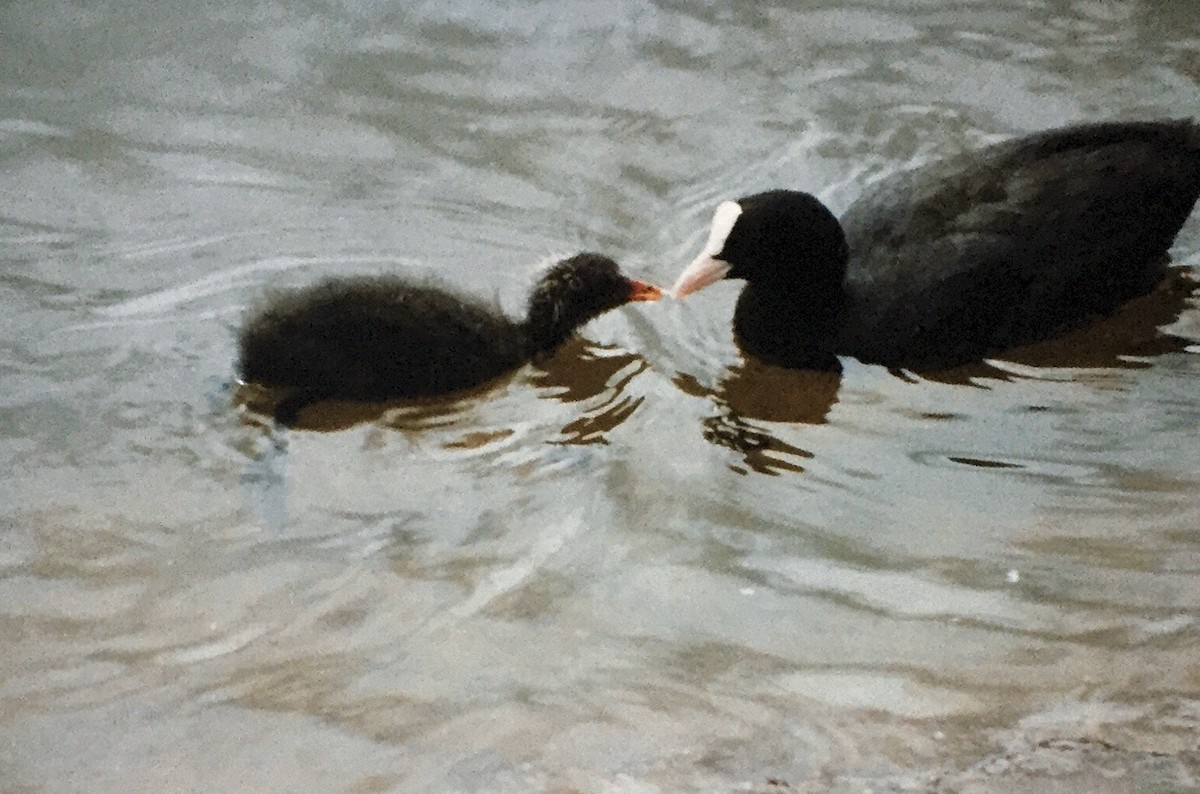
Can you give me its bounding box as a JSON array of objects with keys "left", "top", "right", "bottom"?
[{"left": 3, "top": 1, "right": 1200, "bottom": 792}]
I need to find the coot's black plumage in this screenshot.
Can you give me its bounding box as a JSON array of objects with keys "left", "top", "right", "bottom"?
[
  {"left": 672, "top": 119, "right": 1200, "bottom": 370},
  {"left": 238, "top": 252, "right": 661, "bottom": 424}
]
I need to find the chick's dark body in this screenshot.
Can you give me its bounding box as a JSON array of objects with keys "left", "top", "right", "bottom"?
[{"left": 239, "top": 276, "right": 525, "bottom": 400}]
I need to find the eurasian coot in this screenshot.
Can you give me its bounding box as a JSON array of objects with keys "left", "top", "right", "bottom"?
[
  {"left": 671, "top": 119, "right": 1200, "bottom": 370},
  {"left": 238, "top": 252, "right": 661, "bottom": 424}
]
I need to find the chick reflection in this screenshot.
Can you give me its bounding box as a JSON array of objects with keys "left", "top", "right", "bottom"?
[
  {"left": 234, "top": 381, "right": 477, "bottom": 433},
  {"left": 529, "top": 338, "right": 650, "bottom": 445},
  {"left": 528, "top": 337, "right": 645, "bottom": 401}
]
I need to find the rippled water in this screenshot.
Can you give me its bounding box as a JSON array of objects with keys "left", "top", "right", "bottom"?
[{"left": 3, "top": 1, "right": 1199, "bottom": 791}]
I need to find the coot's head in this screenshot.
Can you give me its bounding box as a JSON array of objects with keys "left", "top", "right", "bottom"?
[
  {"left": 671, "top": 190, "right": 848, "bottom": 298},
  {"left": 524, "top": 253, "right": 662, "bottom": 354}
]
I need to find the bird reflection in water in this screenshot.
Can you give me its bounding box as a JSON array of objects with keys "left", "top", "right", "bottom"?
[
  {"left": 530, "top": 338, "right": 651, "bottom": 445},
  {"left": 682, "top": 268, "right": 1197, "bottom": 474},
  {"left": 675, "top": 362, "right": 835, "bottom": 475}
]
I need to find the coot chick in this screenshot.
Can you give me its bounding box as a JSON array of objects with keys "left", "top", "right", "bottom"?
[
  {"left": 238, "top": 252, "right": 662, "bottom": 424},
  {"left": 672, "top": 119, "right": 1200, "bottom": 371}
]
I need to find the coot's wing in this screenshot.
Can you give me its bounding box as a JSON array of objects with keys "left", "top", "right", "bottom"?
[{"left": 836, "top": 120, "right": 1200, "bottom": 367}]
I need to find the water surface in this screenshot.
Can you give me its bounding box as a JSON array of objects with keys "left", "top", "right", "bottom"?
[{"left": 2, "top": 1, "right": 1199, "bottom": 791}]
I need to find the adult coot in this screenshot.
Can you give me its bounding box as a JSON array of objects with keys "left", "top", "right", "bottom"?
[
  {"left": 671, "top": 119, "right": 1200, "bottom": 370},
  {"left": 238, "top": 252, "right": 661, "bottom": 424}
]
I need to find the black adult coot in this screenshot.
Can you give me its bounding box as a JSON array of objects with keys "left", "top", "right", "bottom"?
[
  {"left": 238, "top": 252, "right": 662, "bottom": 424},
  {"left": 671, "top": 119, "right": 1200, "bottom": 371}
]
